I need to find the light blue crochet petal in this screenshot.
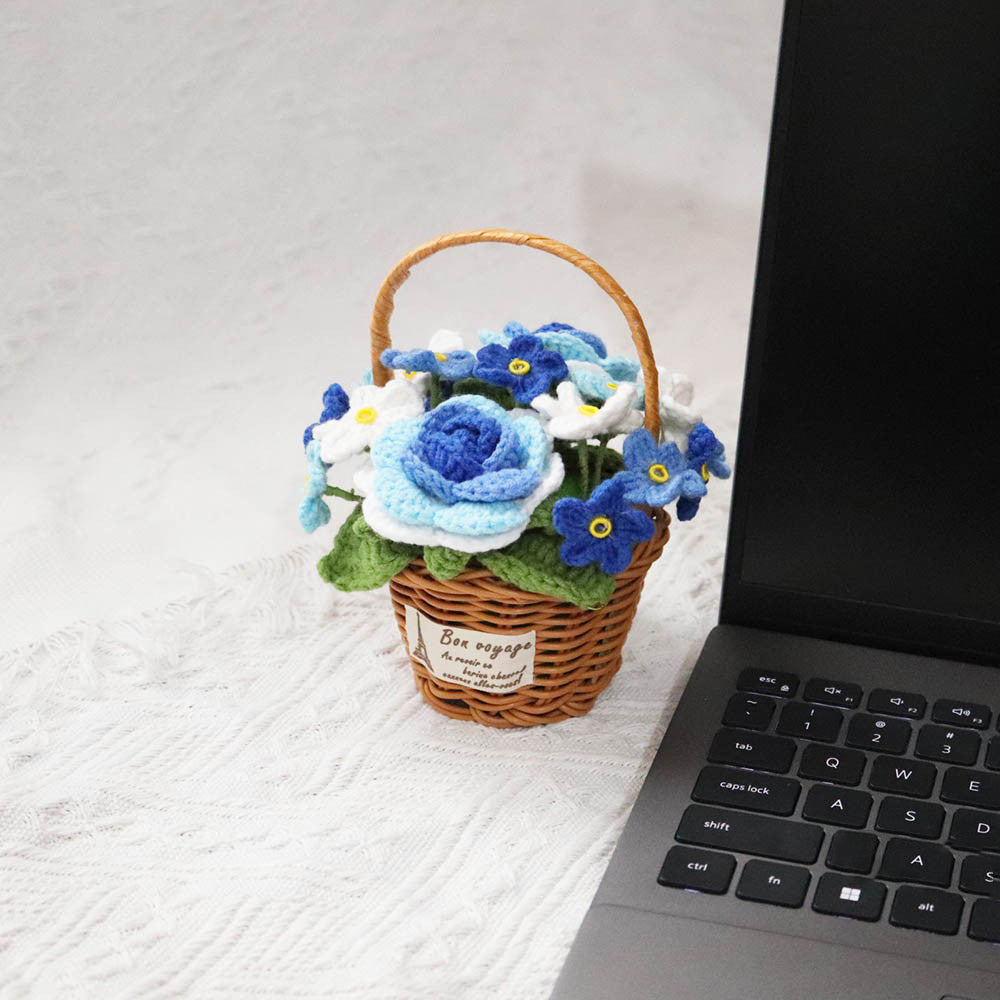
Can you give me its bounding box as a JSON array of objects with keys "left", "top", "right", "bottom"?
[
  {"left": 534, "top": 329, "right": 603, "bottom": 365},
  {"left": 435, "top": 496, "right": 528, "bottom": 536},
  {"left": 478, "top": 327, "right": 514, "bottom": 349},
  {"left": 448, "top": 465, "right": 540, "bottom": 502},
  {"left": 370, "top": 417, "right": 421, "bottom": 469},
  {"left": 623, "top": 429, "right": 659, "bottom": 471},
  {"left": 510, "top": 412, "right": 550, "bottom": 479},
  {"left": 298, "top": 495, "right": 331, "bottom": 533},
  {"left": 375, "top": 466, "right": 443, "bottom": 527},
  {"left": 601, "top": 355, "right": 641, "bottom": 381}
]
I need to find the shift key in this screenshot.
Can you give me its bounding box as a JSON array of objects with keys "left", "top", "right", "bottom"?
[
  {"left": 708, "top": 728, "right": 797, "bottom": 774},
  {"left": 676, "top": 805, "right": 824, "bottom": 864}
]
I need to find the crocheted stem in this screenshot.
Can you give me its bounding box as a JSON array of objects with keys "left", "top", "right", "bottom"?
[
  {"left": 593, "top": 435, "right": 610, "bottom": 485},
  {"left": 429, "top": 374, "right": 443, "bottom": 409},
  {"left": 577, "top": 440, "right": 591, "bottom": 496},
  {"left": 324, "top": 486, "right": 362, "bottom": 502}
]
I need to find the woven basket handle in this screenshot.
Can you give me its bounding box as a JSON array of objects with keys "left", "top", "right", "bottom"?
[{"left": 369, "top": 229, "right": 660, "bottom": 438}]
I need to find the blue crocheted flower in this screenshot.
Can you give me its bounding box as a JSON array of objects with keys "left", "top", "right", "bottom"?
[
  {"left": 303, "top": 383, "right": 350, "bottom": 448},
  {"left": 355, "top": 395, "right": 564, "bottom": 552},
  {"left": 615, "top": 428, "right": 707, "bottom": 507},
  {"left": 473, "top": 333, "right": 569, "bottom": 404},
  {"left": 480, "top": 322, "right": 640, "bottom": 380},
  {"left": 676, "top": 422, "right": 731, "bottom": 522},
  {"left": 380, "top": 347, "right": 475, "bottom": 381},
  {"left": 553, "top": 477, "right": 655, "bottom": 574},
  {"left": 298, "top": 439, "right": 331, "bottom": 532}
]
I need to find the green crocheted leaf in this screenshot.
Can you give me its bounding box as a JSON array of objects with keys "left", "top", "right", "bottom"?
[
  {"left": 450, "top": 377, "right": 516, "bottom": 409},
  {"left": 480, "top": 531, "right": 616, "bottom": 610},
  {"left": 317, "top": 506, "right": 419, "bottom": 591},
  {"left": 423, "top": 546, "right": 471, "bottom": 581}
]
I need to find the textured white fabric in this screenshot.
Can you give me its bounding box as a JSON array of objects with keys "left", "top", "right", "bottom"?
[{"left": 0, "top": 492, "right": 726, "bottom": 998}]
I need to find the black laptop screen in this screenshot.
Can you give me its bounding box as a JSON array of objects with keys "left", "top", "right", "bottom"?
[{"left": 725, "top": 1, "right": 1000, "bottom": 658}]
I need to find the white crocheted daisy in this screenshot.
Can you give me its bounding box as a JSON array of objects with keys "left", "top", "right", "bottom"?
[
  {"left": 530, "top": 381, "right": 643, "bottom": 441},
  {"left": 314, "top": 380, "right": 425, "bottom": 464},
  {"left": 655, "top": 368, "right": 702, "bottom": 448}
]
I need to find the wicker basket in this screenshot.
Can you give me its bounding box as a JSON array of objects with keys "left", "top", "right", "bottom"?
[{"left": 369, "top": 229, "right": 670, "bottom": 728}]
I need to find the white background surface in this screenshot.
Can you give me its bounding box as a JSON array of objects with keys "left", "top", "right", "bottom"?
[
  {"left": 1, "top": 2, "right": 782, "bottom": 996},
  {"left": 2, "top": 0, "right": 781, "bottom": 651}
]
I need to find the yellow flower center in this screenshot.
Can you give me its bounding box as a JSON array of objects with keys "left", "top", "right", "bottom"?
[
  {"left": 508, "top": 358, "right": 531, "bottom": 376},
  {"left": 588, "top": 516, "right": 613, "bottom": 539},
  {"left": 577, "top": 404, "right": 599, "bottom": 417},
  {"left": 648, "top": 463, "right": 670, "bottom": 483},
  {"left": 700, "top": 461, "right": 710, "bottom": 483},
  {"left": 403, "top": 371, "right": 417, "bottom": 380},
  {"left": 606, "top": 382, "right": 618, "bottom": 391},
  {"left": 434, "top": 352, "right": 448, "bottom": 362},
  {"left": 355, "top": 406, "right": 377, "bottom": 424}
]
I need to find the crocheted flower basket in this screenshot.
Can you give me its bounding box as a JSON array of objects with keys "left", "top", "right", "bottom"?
[{"left": 298, "top": 230, "right": 730, "bottom": 728}]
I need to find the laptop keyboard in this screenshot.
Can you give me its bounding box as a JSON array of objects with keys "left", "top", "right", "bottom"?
[{"left": 658, "top": 669, "right": 1000, "bottom": 943}]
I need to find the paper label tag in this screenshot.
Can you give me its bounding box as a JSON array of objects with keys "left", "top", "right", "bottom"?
[{"left": 404, "top": 605, "right": 535, "bottom": 694}]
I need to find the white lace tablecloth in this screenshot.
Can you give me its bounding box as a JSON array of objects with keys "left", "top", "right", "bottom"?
[{"left": 0, "top": 499, "right": 726, "bottom": 998}]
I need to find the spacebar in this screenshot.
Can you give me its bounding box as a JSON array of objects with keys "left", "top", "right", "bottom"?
[{"left": 675, "top": 804, "right": 824, "bottom": 864}]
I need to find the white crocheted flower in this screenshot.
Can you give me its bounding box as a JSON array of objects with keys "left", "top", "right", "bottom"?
[
  {"left": 531, "top": 381, "right": 643, "bottom": 440},
  {"left": 655, "top": 368, "right": 702, "bottom": 448},
  {"left": 314, "top": 380, "right": 424, "bottom": 464}
]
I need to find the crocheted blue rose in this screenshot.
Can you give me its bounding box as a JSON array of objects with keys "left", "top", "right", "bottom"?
[
  {"left": 356, "top": 395, "right": 564, "bottom": 552},
  {"left": 480, "top": 321, "right": 640, "bottom": 380},
  {"left": 299, "top": 439, "right": 332, "bottom": 532},
  {"left": 380, "top": 346, "right": 475, "bottom": 381},
  {"left": 552, "top": 477, "right": 655, "bottom": 575},
  {"left": 303, "top": 383, "right": 350, "bottom": 448},
  {"left": 615, "top": 428, "right": 707, "bottom": 507},
  {"left": 676, "top": 422, "right": 731, "bottom": 522},
  {"left": 473, "top": 333, "right": 569, "bottom": 404}
]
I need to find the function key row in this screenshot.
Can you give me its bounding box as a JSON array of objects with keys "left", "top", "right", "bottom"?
[
  {"left": 736, "top": 670, "right": 993, "bottom": 729},
  {"left": 659, "top": 845, "right": 1000, "bottom": 939}
]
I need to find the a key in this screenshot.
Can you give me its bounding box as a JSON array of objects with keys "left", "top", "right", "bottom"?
[
  {"left": 722, "top": 692, "right": 777, "bottom": 731},
  {"left": 776, "top": 702, "right": 843, "bottom": 743},
  {"left": 878, "top": 837, "right": 954, "bottom": 887},
  {"left": 986, "top": 736, "right": 1000, "bottom": 771},
  {"left": 736, "top": 860, "right": 810, "bottom": 908},
  {"left": 890, "top": 886, "right": 963, "bottom": 935},
  {"left": 932, "top": 699, "right": 991, "bottom": 730},
  {"left": 940, "top": 767, "right": 1000, "bottom": 810},
  {"left": 968, "top": 898, "right": 1000, "bottom": 943},
  {"left": 674, "top": 805, "right": 824, "bottom": 865},
  {"left": 707, "top": 729, "right": 796, "bottom": 774},
  {"left": 959, "top": 855, "right": 1000, "bottom": 898},
  {"left": 657, "top": 845, "right": 736, "bottom": 894},
  {"left": 798, "top": 744, "right": 866, "bottom": 786},
  {"left": 949, "top": 809, "right": 1000, "bottom": 853},
  {"left": 915, "top": 725, "right": 980, "bottom": 766},
  {"left": 803, "top": 678, "right": 862, "bottom": 709},
  {"left": 868, "top": 755, "right": 936, "bottom": 798},
  {"left": 692, "top": 766, "right": 800, "bottom": 816},
  {"left": 875, "top": 797, "right": 944, "bottom": 839},
  {"left": 826, "top": 831, "right": 879, "bottom": 874},
  {"left": 802, "top": 785, "right": 872, "bottom": 829},
  {"left": 812, "top": 873, "right": 886, "bottom": 922},
  {"left": 868, "top": 689, "right": 926, "bottom": 719},
  {"left": 737, "top": 669, "right": 799, "bottom": 698},
  {"left": 846, "top": 714, "right": 911, "bottom": 755}
]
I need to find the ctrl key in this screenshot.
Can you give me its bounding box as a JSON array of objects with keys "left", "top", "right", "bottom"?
[
  {"left": 812, "top": 873, "right": 887, "bottom": 922},
  {"left": 658, "top": 845, "right": 736, "bottom": 895},
  {"left": 968, "top": 899, "right": 1000, "bottom": 943}
]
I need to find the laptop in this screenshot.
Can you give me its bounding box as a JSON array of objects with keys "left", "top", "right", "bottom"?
[{"left": 550, "top": 2, "right": 1000, "bottom": 997}]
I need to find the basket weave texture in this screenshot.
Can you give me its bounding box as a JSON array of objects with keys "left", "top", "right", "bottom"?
[{"left": 370, "top": 229, "right": 670, "bottom": 727}]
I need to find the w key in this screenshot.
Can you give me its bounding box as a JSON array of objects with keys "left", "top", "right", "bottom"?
[
  {"left": 869, "top": 755, "right": 937, "bottom": 798},
  {"left": 777, "top": 703, "right": 843, "bottom": 742}
]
